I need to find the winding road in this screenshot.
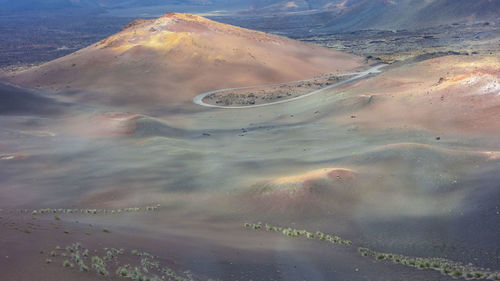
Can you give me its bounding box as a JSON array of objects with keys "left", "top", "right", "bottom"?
[{"left": 193, "top": 64, "right": 387, "bottom": 109}]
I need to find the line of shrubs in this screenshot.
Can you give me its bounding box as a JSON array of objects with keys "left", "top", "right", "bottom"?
[
  {"left": 244, "top": 222, "right": 352, "bottom": 246},
  {"left": 358, "top": 247, "right": 500, "bottom": 280},
  {"left": 27, "top": 204, "right": 161, "bottom": 216}
]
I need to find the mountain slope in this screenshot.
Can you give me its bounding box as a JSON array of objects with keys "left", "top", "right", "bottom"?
[
  {"left": 0, "top": 0, "right": 102, "bottom": 11},
  {"left": 3, "top": 12, "right": 364, "bottom": 107},
  {"left": 0, "top": 0, "right": 210, "bottom": 12},
  {"left": 313, "top": 0, "right": 500, "bottom": 32}
]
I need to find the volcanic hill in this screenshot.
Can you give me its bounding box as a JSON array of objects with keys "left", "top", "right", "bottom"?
[{"left": 3, "top": 12, "right": 365, "bottom": 107}]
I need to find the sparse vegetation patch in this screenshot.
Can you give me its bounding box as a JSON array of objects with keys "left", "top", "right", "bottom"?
[
  {"left": 203, "top": 75, "right": 348, "bottom": 107},
  {"left": 47, "top": 242, "right": 198, "bottom": 281},
  {"left": 243, "top": 222, "right": 352, "bottom": 246},
  {"left": 22, "top": 204, "right": 161, "bottom": 217},
  {"left": 358, "top": 247, "right": 500, "bottom": 280}
]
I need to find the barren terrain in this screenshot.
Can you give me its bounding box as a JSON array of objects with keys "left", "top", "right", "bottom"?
[
  {"left": 0, "top": 10, "right": 500, "bottom": 281},
  {"left": 1, "top": 13, "right": 364, "bottom": 108},
  {"left": 201, "top": 74, "right": 349, "bottom": 106}
]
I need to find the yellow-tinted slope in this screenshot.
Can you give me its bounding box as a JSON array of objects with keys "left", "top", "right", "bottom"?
[{"left": 3, "top": 12, "right": 365, "bottom": 107}]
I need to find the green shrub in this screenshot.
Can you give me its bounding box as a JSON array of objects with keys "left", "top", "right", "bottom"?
[{"left": 63, "top": 260, "right": 73, "bottom": 268}]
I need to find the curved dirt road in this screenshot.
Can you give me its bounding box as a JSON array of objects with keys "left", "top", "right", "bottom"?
[{"left": 193, "top": 64, "right": 387, "bottom": 109}]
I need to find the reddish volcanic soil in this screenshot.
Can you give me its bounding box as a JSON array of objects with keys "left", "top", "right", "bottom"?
[
  {"left": 246, "top": 168, "right": 358, "bottom": 212},
  {"left": 330, "top": 55, "right": 500, "bottom": 135},
  {"left": 1, "top": 13, "right": 365, "bottom": 107}
]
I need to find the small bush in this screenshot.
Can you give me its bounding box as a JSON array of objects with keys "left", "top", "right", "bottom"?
[
  {"left": 63, "top": 260, "right": 73, "bottom": 268},
  {"left": 117, "top": 267, "right": 129, "bottom": 277},
  {"left": 452, "top": 270, "right": 463, "bottom": 278}
]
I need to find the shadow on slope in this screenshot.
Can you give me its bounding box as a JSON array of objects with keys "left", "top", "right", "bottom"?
[{"left": 0, "top": 83, "right": 66, "bottom": 116}]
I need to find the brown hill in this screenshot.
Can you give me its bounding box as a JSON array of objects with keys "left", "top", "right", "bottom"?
[
  {"left": 327, "top": 55, "right": 500, "bottom": 135},
  {"left": 3, "top": 12, "right": 365, "bottom": 107}
]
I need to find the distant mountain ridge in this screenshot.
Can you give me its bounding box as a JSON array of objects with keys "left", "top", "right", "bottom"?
[
  {"left": 312, "top": 0, "right": 500, "bottom": 32},
  {"left": 2, "top": 0, "right": 498, "bottom": 32},
  {"left": 0, "top": 0, "right": 101, "bottom": 11},
  {"left": 0, "top": 0, "right": 217, "bottom": 12}
]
